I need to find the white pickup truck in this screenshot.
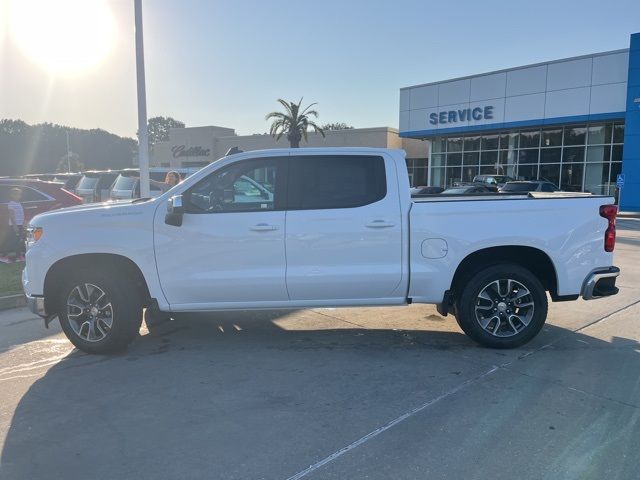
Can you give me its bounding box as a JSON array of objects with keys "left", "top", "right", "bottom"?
[{"left": 22, "top": 148, "right": 620, "bottom": 354}]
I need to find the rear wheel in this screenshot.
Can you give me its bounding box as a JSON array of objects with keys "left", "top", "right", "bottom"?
[
  {"left": 454, "top": 264, "right": 548, "bottom": 349},
  {"left": 58, "top": 270, "right": 143, "bottom": 354}
]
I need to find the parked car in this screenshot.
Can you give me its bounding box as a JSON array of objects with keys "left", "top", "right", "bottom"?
[
  {"left": 52, "top": 173, "right": 83, "bottom": 191},
  {"left": 472, "top": 175, "right": 514, "bottom": 189},
  {"left": 0, "top": 179, "right": 83, "bottom": 224},
  {"left": 23, "top": 148, "right": 619, "bottom": 354},
  {"left": 410, "top": 186, "right": 445, "bottom": 195},
  {"left": 500, "top": 181, "right": 559, "bottom": 193},
  {"left": 442, "top": 185, "right": 494, "bottom": 194},
  {"left": 109, "top": 168, "right": 200, "bottom": 201},
  {"left": 75, "top": 171, "right": 120, "bottom": 203}
]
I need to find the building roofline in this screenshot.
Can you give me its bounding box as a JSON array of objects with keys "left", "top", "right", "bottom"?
[{"left": 400, "top": 48, "right": 630, "bottom": 91}]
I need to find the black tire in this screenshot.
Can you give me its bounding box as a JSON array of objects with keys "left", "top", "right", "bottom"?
[
  {"left": 57, "top": 269, "right": 143, "bottom": 354},
  {"left": 454, "top": 263, "right": 548, "bottom": 349}
]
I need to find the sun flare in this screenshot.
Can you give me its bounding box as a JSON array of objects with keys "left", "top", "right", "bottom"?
[{"left": 9, "top": 0, "right": 117, "bottom": 75}]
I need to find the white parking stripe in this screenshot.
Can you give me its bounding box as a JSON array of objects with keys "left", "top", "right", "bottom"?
[{"left": 285, "top": 366, "right": 499, "bottom": 480}]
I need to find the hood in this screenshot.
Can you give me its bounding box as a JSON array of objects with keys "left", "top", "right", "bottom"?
[{"left": 29, "top": 198, "right": 158, "bottom": 226}]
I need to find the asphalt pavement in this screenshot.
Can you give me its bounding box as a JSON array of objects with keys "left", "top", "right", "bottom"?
[{"left": 1, "top": 218, "right": 639, "bottom": 480}]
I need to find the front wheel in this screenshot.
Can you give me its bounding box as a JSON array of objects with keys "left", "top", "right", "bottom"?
[
  {"left": 57, "top": 270, "right": 143, "bottom": 354},
  {"left": 454, "top": 264, "right": 548, "bottom": 349}
]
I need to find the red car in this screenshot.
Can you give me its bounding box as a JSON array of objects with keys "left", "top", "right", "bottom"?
[{"left": 0, "top": 179, "right": 83, "bottom": 224}]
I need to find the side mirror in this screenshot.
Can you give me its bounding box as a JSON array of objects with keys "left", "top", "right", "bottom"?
[{"left": 165, "top": 194, "right": 184, "bottom": 227}]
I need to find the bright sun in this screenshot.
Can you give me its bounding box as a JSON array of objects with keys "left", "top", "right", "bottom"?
[{"left": 9, "top": 0, "right": 116, "bottom": 75}]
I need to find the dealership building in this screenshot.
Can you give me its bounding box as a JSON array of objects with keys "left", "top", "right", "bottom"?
[
  {"left": 400, "top": 32, "right": 640, "bottom": 210},
  {"left": 151, "top": 125, "right": 428, "bottom": 183}
]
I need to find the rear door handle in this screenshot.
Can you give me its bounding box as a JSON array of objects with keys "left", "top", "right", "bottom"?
[
  {"left": 250, "top": 223, "right": 279, "bottom": 232},
  {"left": 365, "top": 220, "right": 395, "bottom": 228}
]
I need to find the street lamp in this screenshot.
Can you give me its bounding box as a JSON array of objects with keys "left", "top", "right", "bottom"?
[{"left": 134, "top": 0, "right": 150, "bottom": 197}]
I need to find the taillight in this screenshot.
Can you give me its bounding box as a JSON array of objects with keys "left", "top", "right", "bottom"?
[
  {"left": 599, "top": 204, "right": 617, "bottom": 252},
  {"left": 61, "top": 188, "right": 83, "bottom": 203}
]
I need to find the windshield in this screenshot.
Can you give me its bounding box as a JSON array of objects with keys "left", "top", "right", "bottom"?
[
  {"left": 501, "top": 183, "right": 536, "bottom": 192},
  {"left": 112, "top": 175, "right": 137, "bottom": 191},
  {"left": 76, "top": 176, "right": 99, "bottom": 190}
]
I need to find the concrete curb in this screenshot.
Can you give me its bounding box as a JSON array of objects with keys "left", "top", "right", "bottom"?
[{"left": 0, "top": 294, "right": 26, "bottom": 311}]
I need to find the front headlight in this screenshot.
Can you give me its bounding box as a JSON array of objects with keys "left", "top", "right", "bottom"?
[{"left": 25, "top": 225, "right": 43, "bottom": 246}]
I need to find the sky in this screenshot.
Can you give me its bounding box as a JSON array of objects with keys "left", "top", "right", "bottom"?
[{"left": 1, "top": 0, "right": 640, "bottom": 139}]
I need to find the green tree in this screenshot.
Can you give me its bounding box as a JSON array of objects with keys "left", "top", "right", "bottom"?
[
  {"left": 56, "top": 152, "right": 84, "bottom": 173},
  {"left": 321, "top": 122, "right": 353, "bottom": 130},
  {"left": 265, "top": 98, "right": 325, "bottom": 148},
  {"left": 147, "top": 116, "right": 185, "bottom": 146}
]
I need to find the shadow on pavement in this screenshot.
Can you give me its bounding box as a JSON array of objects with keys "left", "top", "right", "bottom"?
[{"left": 1, "top": 312, "right": 639, "bottom": 480}]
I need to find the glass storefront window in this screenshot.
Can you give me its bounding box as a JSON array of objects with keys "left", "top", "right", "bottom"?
[
  {"left": 431, "top": 154, "right": 446, "bottom": 167},
  {"left": 462, "top": 166, "right": 478, "bottom": 182},
  {"left": 518, "top": 164, "right": 537, "bottom": 180},
  {"left": 464, "top": 136, "right": 481, "bottom": 151},
  {"left": 480, "top": 151, "right": 499, "bottom": 166},
  {"left": 539, "top": 164, "right": 560, "bottom": 186},
  {"left": 518, "top": 150, "right": 539, "bottom": 164},
  {"left": 561, "top": 163, "right": 584, "bottom": 191},
  {"left": 463, "top": 152, "right": 479, "bottom": 166},
  {"left": 542, "top": 128, "right": 562, "bottom": 147},
  {"left": 564, "top": 126, "right": 587, "bottom": 145},
  {"left": 519, "top": 130, "right": 540, "bottom": 148},
  {"left": 445, "top": 167, "right": 462, "bottom": 187},
  {"left": 586, "top": 145, "right": 610, "bottom": 163},
  {"left": 612, "top": 145, "right": 623, "bottom": 162},
  {"left": 588, "top": 124, "right": 612, "bottom": 145},
  {"left": 540, "top": 148, "right": 561, "bottom": 163},
  {"left": 584, "top": 163, "right": 609, "bottom": 195},
  {"left": 499, "top": 149, "right": 516, "bottom": 164},
  {"left": 447, "top": 153, "right": 462, "bottom": 166},
  {"left": 431, "top": 138, "right": 447, "bottom": 153},
  {"left": 613, "top": 124, "right": 625, "bottom": 143},
  {"left": 412, "top": 168, "right": 428, "bottom": 186},
  {"left": 447, "top": 137, "right": 462, "bottom": 152},
  {"left": 481, "top": 135, "right": 499, "bottom": 150},
  {"left": 431, "top": 167, "right": 445, "bottom": 188},
  {"left": 500, "top": 132, "right": 518, "bottom": 150},
  {"left": 421, "top": 122, "right": 623, "bottom": 194},
  {"left": 563, "top": 146, "right": 585, "bottom": 163}
]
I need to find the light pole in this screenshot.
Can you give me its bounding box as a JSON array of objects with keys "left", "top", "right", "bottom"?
[
  {"left": 66, "top": 130, "right": 71, "bottom": 172},
  {"left": 134, "top": 0, "right": 150, "bottom": 197}
]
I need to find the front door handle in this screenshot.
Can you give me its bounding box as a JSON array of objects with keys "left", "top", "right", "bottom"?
[
  {"left": 366, "top": 220, "right": 395, "bottom": 228},
  {"left": 250, "top": 223, "right": 279, "bottom": 232}
]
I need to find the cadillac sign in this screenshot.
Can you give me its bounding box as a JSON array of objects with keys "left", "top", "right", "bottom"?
[{"left": 171, "top": 145, "right": 211, "bottom": 158}]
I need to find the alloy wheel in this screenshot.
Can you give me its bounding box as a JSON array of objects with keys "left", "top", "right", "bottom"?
[
  {"left": 66, "top": 283, "right": 114, "bottom": 342},
  {"left": 474, "top": 279, "right": 535, "bottom": 338}
]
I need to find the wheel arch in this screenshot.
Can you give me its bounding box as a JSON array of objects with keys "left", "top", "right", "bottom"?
[
  {"left": 44, "top": 253, "right": 152, "bottom": 315},
  {"left": 450, "top": 246, "right": 560, "bottom": 301}
]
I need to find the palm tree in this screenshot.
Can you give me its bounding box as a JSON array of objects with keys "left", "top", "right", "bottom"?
[{"left": 265, "top": 98, "right": 325, "bottom": 148}]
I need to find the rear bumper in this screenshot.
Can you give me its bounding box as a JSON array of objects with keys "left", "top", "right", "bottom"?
[{"left": 581, "top": 266, "right": 620, "bottom": 300}]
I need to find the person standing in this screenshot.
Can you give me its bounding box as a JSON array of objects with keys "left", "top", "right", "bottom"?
[{"left": 7, "top": 187, "right": 25, "bottom": 261}]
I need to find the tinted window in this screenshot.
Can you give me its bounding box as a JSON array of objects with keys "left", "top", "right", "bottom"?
[
  {"left": 187, "top": 158, "right": 280, "bottom": 213},
  {"left": 112, "top": 175, "right": 138, "bottom": 191},
  {"left": 288, "top": 155, "right": 386, "bottom": 210},
  {"left": 76, "top": 176, "right": 99, "bottom": 190},
  {"left": 541, "top": 183, "right": 556, "bottom": 192},
  {"left": 98, "top": 174, "right": 118, "bottom": 189},
  {"left": 502, "top": 183, "right": 536, "bottom": 192},
  {"left": 0, "top": 185, "right": 49, "bottom": 202},
  {"left": 19, "top": 186, "right": 50, "bottom": 202}
]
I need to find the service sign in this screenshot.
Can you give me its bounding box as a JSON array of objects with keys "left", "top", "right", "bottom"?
[{"left": 429, "top": 106, "right": 494, "bottom": 126}]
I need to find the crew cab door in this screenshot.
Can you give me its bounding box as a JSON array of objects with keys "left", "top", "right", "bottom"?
[
  {"left": 285, "top": 153, "right": 404, "bottom": 302},
  {"left": 154, "top": 156, "right": 288, "bottom": 309}
]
